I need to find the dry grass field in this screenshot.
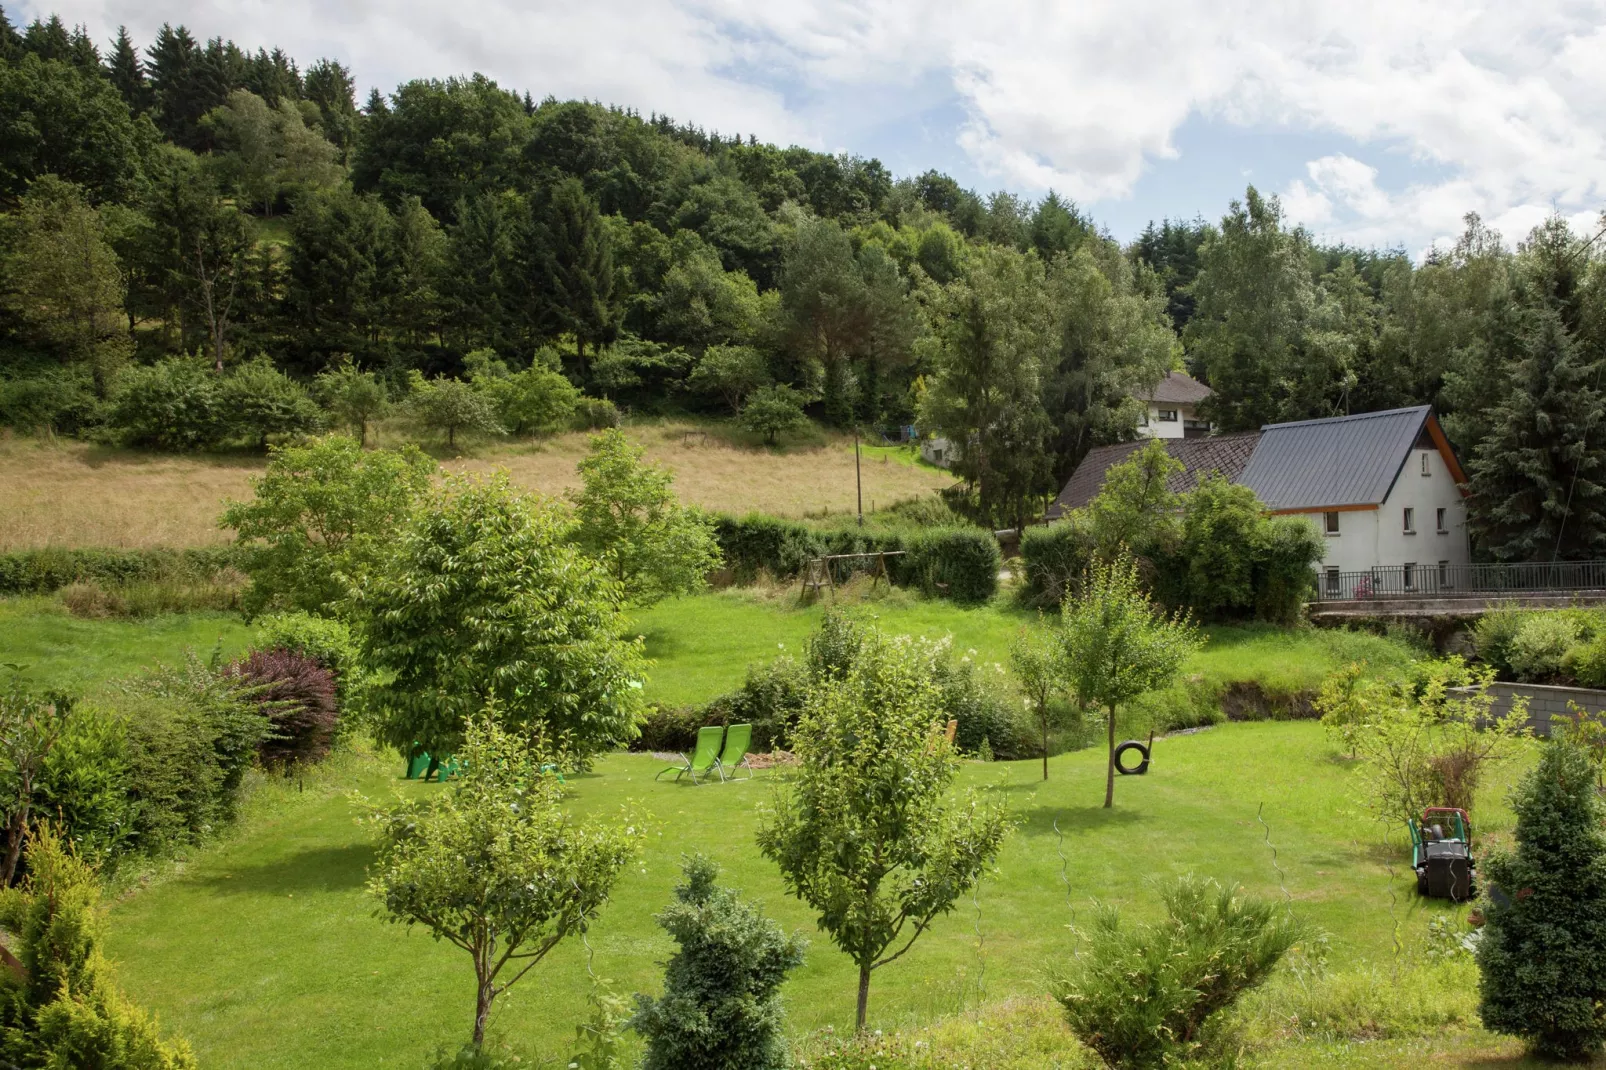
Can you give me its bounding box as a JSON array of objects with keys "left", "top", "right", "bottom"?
[{"left": 0, "top": 423, "right": 953, "bottom": 550}]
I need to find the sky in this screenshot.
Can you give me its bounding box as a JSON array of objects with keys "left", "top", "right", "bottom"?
[{"left": 18, "top": 0, "right": 1606, "bottom": 256}]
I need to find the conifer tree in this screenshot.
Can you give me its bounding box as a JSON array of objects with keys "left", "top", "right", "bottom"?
[
  {"left": 0, "top": 6, "right": 21, "bottom": 62},
  {"left": 1464, "top": 307, "right": 1606, "bottom": 560},
  {"left": 632, "top": 856, "right": 806, "bottom": 1070},
  {"left": 1477, "top": 736, "right": 1606, "bottom": 1060},
  {"left": 538, "top": 177, "right": 619, "bottom": 368},
  {"left": 106, "top": 26, "right": 149, "bottom": 112}
]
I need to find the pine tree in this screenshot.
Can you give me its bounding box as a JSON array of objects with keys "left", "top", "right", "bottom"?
[
  {"left": 1464, "top": 307, "right": 1606, "bottom": 561},
  {"left": 1477, "top": 736, "right": 1606, "bottom": 1060},
  {"left": 631, "top": 856, "right": 806, "bottom": 1070},
  {"left": 106, "top": 26, "right": 149, "bottom": 112},
  {"left": 0, "top": 6, "right": 21, "bottom": 62},
  {"left": 21, "top": 15, "right": 71, "bottom": 62}
]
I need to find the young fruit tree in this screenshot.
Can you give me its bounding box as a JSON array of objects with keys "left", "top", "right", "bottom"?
[
  {"left": 366, "top": 710, "right": 642, "bottom": 1051},
  {"left": 569, "top": 429, "right": 722, "bottom": 605},
  {"left": 1059, "top": 555, "right": 1199, "bottom": 808},
  {"left": 631, "top": 856, "right": 807, "bottom": 1070},
  {"left": 406, "top": 371, "right": 503, "bottom": 448},
  {"left": 1010, "top": 622, "right": 1064, "bottom": 781},
  {"left": 352, "top": 473, "right": 648, "bottom": 763},
  {"left": 757, "top": 630, "right": 1008, "bottom": 1030},
  {"left": 1476, "top": 734, "right": 1606, "bottom": 1061}
]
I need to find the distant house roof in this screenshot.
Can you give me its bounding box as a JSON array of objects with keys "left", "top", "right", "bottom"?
[
  {"left": 1046, "top": 405, "right": 1468, "bottom": 521},
  {"left": 1135, "top": 371, "right": 1213, "bottom": 405},
  {"left": 1045, "top": 432, "right": 1261, "bottom": 519},
  {"left": 1239, "top": 405, "right": 1465, "bottom": 512}
]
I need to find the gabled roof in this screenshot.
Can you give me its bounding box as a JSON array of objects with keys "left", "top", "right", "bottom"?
[
  {"left": 1238, "top": 405, "right": 1451, "bottom": 512},
  {"left": 1045, "top": 432, "right": 1261, "bottom": 518},
  {"left": 1135, "top": 370, "right": 1213, "bottom": 405}
]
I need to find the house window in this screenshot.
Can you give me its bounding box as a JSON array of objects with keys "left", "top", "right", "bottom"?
[
  {"left": 1438, "top": 560, "right": 1451, "bottom": 588},
  {"left": 1403, "top": 562, "right": 1416, "bottom": 591},
  {"left": 1421, "top": 452, "right": 1432, "bottom": 476},
  {"left": 1403, "top": 507, "right": 1415, "bottom": 534},
  {"left": 1325, "top": 567, "right": 1341, "bottom": 596},
  {"left": 1436, "top": 507, "right": 1447, "bottom": 533},
  {"left": 1323, "top": 511, "right": 1340, "bottom": 535},
  {"left": 1157, "top": 409, "right": 1178, "bottom": 422}
]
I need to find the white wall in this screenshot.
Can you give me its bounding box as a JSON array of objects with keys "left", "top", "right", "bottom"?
[
  {"left": 1136, "top": 401, "right": 1195, "bottom": 439},
  {"left": 1292, "top": 447, "right": 1471, "bottom": 585}
]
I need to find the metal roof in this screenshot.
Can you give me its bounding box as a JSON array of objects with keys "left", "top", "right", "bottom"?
[
  {"left": 1238, "top": 405, "right": 1432, "bottom": 511},
  {"left": 1134, "top": 370, "right": 1213, "bottom": 405},
  {"left": 1046, "top": 432, "right": 1261, "bottom": 518}
]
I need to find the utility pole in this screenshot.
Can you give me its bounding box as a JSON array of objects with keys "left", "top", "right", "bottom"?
[{"left": 855, "top": 426, "right": 864, "bottom": 527}]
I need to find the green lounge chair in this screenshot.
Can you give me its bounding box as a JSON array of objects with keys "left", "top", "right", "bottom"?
[
  {"left": 717, "top": 722, "right": 755, "bottom": 781},
  {"left": 656, "top": 725, "right": 725, "bottom": 784}
]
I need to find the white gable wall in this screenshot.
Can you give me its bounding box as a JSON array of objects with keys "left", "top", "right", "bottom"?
[
  {"left": 1288, "top": 447, "right": 1471, "bottom": 580},
  {"left": 1137, "top": 401, "right": 1199, "bottom": 439}
]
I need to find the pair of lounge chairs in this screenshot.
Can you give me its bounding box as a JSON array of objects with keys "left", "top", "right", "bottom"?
[{"left": 656, "top": 723, "right": 755, "bottom": 784}]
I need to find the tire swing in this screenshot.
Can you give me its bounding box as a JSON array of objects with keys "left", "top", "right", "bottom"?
[{"left": 1113, "top": 737, "right": 1151, "bottom": 776}]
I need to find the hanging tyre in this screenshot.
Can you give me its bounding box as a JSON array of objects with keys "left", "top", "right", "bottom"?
[{"left": 1113, "top": 740, "right": 1150, "bottom": 776}]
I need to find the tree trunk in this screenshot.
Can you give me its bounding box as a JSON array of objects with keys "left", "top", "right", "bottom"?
[
  {"left": 472, "top": 967, "right": 493, "bottom": 1049},
  {"left": 1, "top": 807, "right": 26, "bottom": 886},
  {"left": 855, "top": 962, "right": 871, "bottom": 1030},
  {"left": 1104, "top": 703, "right": 1116, "bottom": 808},
  {"left": 1042, "top": 705, "right": 1049, "bottom": 781}
]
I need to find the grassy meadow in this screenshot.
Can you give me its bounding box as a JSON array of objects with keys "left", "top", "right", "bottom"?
[{"left": 0, "top": 423, "right": 951, "bottom": 550}]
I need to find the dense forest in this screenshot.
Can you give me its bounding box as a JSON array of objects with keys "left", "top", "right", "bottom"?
[{"left": 1, "top": 8, "right": 1604, "bottom": 557}]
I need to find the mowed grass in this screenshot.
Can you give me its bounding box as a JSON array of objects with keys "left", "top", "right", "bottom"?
[
  {"left": 102, "top": 722, "right": 1528, "bottom": 1069},
  {"left": 0, "top": 423, "right": 951, "bottom": 550},
  {"left": 0, "top": 597, "right": 253, "bottom": 690}
]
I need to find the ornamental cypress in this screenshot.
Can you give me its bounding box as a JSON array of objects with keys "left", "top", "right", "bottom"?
[
  {"left": 1476, "top": 736, "right": 1606, "bottom": 1060},
  {"left": 632, "top": 856, "right": 806, "bottom": 1070}
]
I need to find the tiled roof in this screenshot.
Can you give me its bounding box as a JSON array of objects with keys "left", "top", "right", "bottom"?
[
  {"left": 1045, "top": 432, "right": 1261, "bottom": 518},
  {"left": 1134, "top": 370, "right": 1213, "bottom": 405},
  {"left": 1239, "top": 406, "right": 1433, "bottom": 511}
]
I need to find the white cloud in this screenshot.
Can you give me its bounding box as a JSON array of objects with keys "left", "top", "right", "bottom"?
[{"left": 20, "top": 0, "right": 1606, "bottom": 251}]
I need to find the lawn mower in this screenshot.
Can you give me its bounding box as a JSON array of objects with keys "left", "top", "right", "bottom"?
[{"left": 1408, "top": 806, "right": 1475, "bottom": 900}]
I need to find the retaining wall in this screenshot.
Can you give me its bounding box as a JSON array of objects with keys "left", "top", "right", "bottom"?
[{"left": 1451, "top": 681, "right": 1606, "bottom": 738}]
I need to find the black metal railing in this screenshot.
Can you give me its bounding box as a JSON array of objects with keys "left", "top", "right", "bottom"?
[{"left": 1312, "top": 560, "right": 1606, "bottom": 602}]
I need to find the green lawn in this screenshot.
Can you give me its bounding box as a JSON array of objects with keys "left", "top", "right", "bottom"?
[
  {"left": 0, "top": 597, "right": 253, "bottom": 692},
  {"left": 102, "top": 722, "right": 1530, "bottom": 1068}
]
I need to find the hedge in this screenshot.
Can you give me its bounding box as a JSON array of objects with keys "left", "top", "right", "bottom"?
[
  {"left": 0, "top": 546, "right": 247, "bottom": 596},
  {"left": 713, "top": 515, "right": 1000, "bottom": 603}
]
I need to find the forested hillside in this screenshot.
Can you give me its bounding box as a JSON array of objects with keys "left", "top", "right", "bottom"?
[{"left": 2, "top": 8, "right": 1604, "bottom": 556}]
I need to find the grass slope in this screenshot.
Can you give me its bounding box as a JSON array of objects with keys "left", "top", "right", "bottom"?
[
  {"left": 0, "top": 423, "right": 951, "bottom": 551},
  {"left": 103, "top": 723, "right": 1527, "bottom": 1068},
  {"left": 0, "top": 597, "right": 253, "bottom": 690}
]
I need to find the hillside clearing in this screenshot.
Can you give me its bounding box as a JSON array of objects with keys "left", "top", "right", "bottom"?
[{"left": 0, "top": 424, "right": 951, "bottom": 551}]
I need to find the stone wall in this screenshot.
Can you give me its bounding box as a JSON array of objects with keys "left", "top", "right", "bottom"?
[{"left": 1451, "top": 681, "right": 1606, "bottom": 737}]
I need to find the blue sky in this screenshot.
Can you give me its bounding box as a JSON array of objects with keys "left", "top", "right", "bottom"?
[{"left": 23, "top": 0, "right": 1606, "bottom": 254}]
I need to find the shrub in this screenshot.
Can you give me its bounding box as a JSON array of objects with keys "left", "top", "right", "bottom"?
[
  {"left": 713, "top": 514, "right": 821, "bottom": 582},
  {"left": 0, "top": 827, "right": 196, "bottom": 1068},
  {"left": 633, "top": 706, "right": 704, "bottom": 753},
  {"left": 573, "top": 396, "right": 621, "bottom": 430},
  {"left": 225, "top": 648, "right": 339, "bottom": 766},
  {"left": 105, "top": 358, "right": 226, "bottom": 451},
  {"left": 1018, "top": 518, "right": 1093, "bottom": 608},
  {"left": 739, "top": 385, "right": 809, "bottom": 445},
  {"left": 253, "top": 612, "right": 363, "bottom": 713},
  {"left": 35, "top": 701, "right": 135, "bottom": 866},
  {"left": 406, "top": 372, "right": 503, "bottom": 448},
  {"left": 1473, "top": 607, "right": 1524, "bottom": 676},
  {"left": 632, "top": 856, "right": 806, "bottom": 1070},
  {"left": 1507, "top": 613, "right": 1584, "bottom": 682},
  {"left": 1052, "top": 875, "right": 1307, "bottom": 1069},
  {"left": 1252, "top": 515, "right": 1323, "bottom": 625},
  {"left": 465, "top": 348, "right": 579, "bottom": 437},
  {"left": 216, "top": 357, "right": 323, "bottom": 449},
  {"left": 723, "top": 655, "right": 810, "bottom": 750},
  {"left": 1564, "top": 634, "right": 1606, "bottom": 688},
  {"left": 901, "top": 526, "right": 1000, "bottom": 603},
  {"left": 0, "top": 366, "right": 100, "bottom": 435},
  {"left": 0, "top": 546, "right": 245, "bottom": 597},
  {"left": 934, "top": 648, "right": 1032, "bottom": 759},
  {"left": 1477, "top": 736, "right": 1606, "bottom": 1060},
  {"left": 109, "top": 655, "right": 269, "bottom": 855}
]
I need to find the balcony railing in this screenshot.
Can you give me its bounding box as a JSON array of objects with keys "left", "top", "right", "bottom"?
[{"left": 1313, "top": 560, "right": 1606, "bottom": 602}]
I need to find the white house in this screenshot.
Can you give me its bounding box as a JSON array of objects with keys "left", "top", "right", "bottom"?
[
  {"left": 1135, "top": 371, "right": 1213, "bottom": 439},
  {"left": 1047, "top": 405, "right": 1473, "bottom": 585}
]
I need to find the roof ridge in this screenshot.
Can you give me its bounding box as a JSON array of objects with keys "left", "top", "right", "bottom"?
[{"left": 1259, "top": 405, "right": 1430, "bottom": 431}]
